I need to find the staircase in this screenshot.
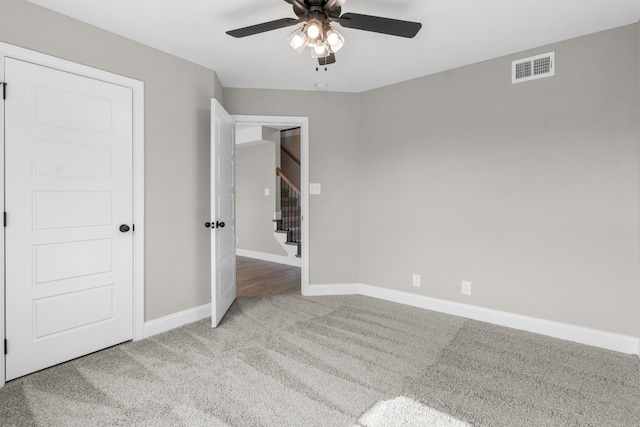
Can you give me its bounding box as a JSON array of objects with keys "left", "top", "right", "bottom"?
[{"left": 274, "top": 167, "right": 301, "bottom": 258}]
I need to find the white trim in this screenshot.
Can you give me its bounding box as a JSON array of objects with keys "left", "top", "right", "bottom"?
[
  {"left": 232, "top": 115, "right": 310, "bottom": 295},
  {"left": 143, "top": 304, "right": 211, "bottom": 338},
  {"left": 308, "top": 283, "right": 640, "bottom": 355},
  {"left": 0, "top": 42, "right": 145, "bottom": 388},
  {"left": 132, "top": 80, "right": 145, "bottom": 343},
  {"left": 305, "top": 283, "right": 362, "bottom": 296},
  {"left": 0, "top": 50, "right": 5, "bottom": 389},
  {"left": 236, "top": 249, "right": 301, "bottom": 267}
]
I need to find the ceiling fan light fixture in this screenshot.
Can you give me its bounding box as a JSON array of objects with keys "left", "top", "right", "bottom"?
[{"left": 287, "top": 27, "right": 308, "bottom": 53}]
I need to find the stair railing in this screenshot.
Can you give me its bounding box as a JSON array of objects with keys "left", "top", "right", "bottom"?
[{"left": 276, "top": 167, "right": 301, "bottom": 256}]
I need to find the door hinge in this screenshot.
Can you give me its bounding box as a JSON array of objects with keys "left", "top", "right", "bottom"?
[
  {"left": 132, "top": 224, "right": 135, "bottom": 232},
  {"left": 4, "top": 339, "right": 7, "bottom": 355},
  {"left": 3, "top": 212, "right": 6, "bottom": 227},
  {"left": 1, "top": 82, "right": 6, "bottom": 100}
]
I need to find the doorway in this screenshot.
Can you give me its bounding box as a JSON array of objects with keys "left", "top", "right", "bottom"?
[{"left": 232, "top": 115, "right": 310, "bottom": 297}]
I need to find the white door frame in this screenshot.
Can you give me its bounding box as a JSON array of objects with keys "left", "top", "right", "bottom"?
[
  {"left": 232, "top": 115, "right": 310, "bottom": 294},
  {"left": 0, "top": 42, "right": 145, "bottom": 388}
]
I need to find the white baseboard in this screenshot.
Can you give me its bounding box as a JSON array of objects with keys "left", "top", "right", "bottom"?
[
  {"left": 306, "top": 283, "right": 640, "bottom": 355},
  {"left": 236, "top": 248, "right": 301, "bottom": 267},
  {"left": 143, "top": 303, "right": 211, "bottom": 338},
  {"left": 303, "top": 283, "right": 361, "bottom": 296},
  {"left": 141, "top": 283, "right": 640, "bottom": 356}
]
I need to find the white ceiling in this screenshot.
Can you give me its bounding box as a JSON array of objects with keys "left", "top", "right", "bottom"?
[{"left": 27, "top": 0, "right": 640, "bottom": 93}]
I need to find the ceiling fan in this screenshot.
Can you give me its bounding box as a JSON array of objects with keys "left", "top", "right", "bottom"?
[{"left": 226, "top": 0, "right": 422, "bottom": 66}]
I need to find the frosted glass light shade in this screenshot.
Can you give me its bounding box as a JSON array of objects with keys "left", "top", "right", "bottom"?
[
  {"left": 287, "top": 27, "right": 308, "bottom": 53},
  {"left": 311, "top": 42, "right": 330, "bottom": 58},
  {"left": 325, "top": 27, "right": 344, "bottom": 52},
  {"left": 305, "top": 20, "right": 322, "bottom": 40}
]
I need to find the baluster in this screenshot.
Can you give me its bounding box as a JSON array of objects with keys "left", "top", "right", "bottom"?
[{"left": 276, "top": 168, "right": 301, "bottom": 253}]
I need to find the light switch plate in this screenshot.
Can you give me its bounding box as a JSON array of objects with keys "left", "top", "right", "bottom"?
[
  {"left": 310, "top": 183, "right": 321, "bottom": 195},
  {"left": 264, "top": 188, "right": 270, "bottom": 196}
]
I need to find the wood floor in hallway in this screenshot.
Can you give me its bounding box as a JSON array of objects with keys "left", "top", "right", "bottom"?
[{"left": 236, "top": 256, "right": 301, "bottom": 297}]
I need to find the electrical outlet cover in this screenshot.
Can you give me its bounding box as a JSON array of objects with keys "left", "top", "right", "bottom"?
[{"left": 461, "top": 281, "right": 471, "bottom": 295}]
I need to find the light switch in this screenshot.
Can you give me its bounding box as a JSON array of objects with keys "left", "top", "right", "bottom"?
[
  {"left": 264, "top": 188, "right": 270, "bottom": 196},
  {"left": 310, "top": 183, "right": 321, "bottom": 195}
]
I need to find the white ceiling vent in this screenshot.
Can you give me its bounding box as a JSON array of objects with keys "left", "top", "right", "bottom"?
[{"left": 512, "top": 52, "right": 555, "bottom": 84}]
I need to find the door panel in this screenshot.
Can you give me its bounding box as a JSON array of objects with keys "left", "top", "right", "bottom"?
[
  {"left": 33, "top": 84, "right": 114, "bottom": 132},
  {"left": 34, "top": 240, "right": 114, "bottom": 284},
  {"left": 34, "top": 191, "right": 113, "bottom": 229},
  {"left": 5, "top": 58, "right": 133, "bottom": 380},
  {"left": 34, "top": 139, "right": 113, "bottom": 179},
  {"left": 211, "top": 99, "right": 236, "bottom": 327},
  {"left": 34, "top": 286, "right": 114, "bottom": 338}
]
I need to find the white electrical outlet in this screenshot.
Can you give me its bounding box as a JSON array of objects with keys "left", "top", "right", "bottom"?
[
  {"left": 461, "top": 281, "right": 471, "bottom": 295},
  {"left": 412, "top": 274, "right": 421, "bottom": 287}
]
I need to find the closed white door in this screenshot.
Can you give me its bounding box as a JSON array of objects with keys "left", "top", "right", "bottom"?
[
  {"left": 5, "top": 58, "right": 134, "bottom": 380},
  {"left": 211, "top": 99, "right": 236, "bottom": 327}
]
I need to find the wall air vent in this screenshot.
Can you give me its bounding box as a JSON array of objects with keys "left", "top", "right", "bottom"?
[{"left": 512, "top": 51, "right": 555, "bottom": 84}]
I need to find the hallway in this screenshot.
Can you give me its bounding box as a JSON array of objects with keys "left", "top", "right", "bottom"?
[{"left": 236, "top": 256, "right": 300, "bottom": 297}]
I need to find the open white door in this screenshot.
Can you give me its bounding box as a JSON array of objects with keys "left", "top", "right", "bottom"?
[{"left": 211, "top": 99, "right": 236, "bottom": 327}]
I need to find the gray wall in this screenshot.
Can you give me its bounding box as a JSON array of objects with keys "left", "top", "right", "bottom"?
[
  {"left": 236, "top": 142, "right": 285, "bottom": 256},
  {"left": 226, "top": 24, "right": 640, "bottom": 337},
  {"left": 0, "top": 0, "right": 220, "bottom": 321},
  {"left": 358, "top": 24, "right": 640, "bottom": 336},
  {"left": 281, "top": 128, "right": 301, "bottom": 190},
  {"left": 223, "top": 90, "right": 362, "bottom": 284}
]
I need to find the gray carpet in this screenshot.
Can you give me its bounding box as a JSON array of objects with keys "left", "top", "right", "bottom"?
[{"left": 1, "top": 295, "right": 639, "bottom": 426}]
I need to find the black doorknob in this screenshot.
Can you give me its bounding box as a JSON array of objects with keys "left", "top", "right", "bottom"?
[
  {"left": 205, "top": 222, "right": 211, "bottom": 228},
  {"left": 119, "top": 224, "right": 130, "bottom": 233},
  {"left": 216, "top": 221, "right": 225, "bottom": 228}
]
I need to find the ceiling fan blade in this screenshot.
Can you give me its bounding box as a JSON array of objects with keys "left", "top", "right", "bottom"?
[
  {"left": 318, "top": 53, "right": 336, "bottom": 66},
  {"left": 324, "top": 0, "right": 343, "bottom": 17},
  {"left": 284, "top": 0, "right": 309, "bottom": 18},
  {"left": 325, "top": 0, "right": 347, "bottom": 9},
  {"left": 337, "top": 13, "right": 422, "bottom": 38},
  {"left": 292, "top": 0, "right": 309, "bottom": 17},
  {"left": 227, "top": 18, "right": 301, "bottom": 38}
]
